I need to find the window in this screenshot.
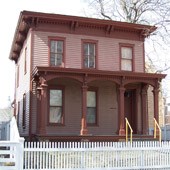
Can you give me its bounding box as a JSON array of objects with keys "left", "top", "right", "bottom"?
[
  {"left": 22, "top": 93, "right": 26, "bottom": 129},
  {"left": 17, "top": 65, "right": 19, "bottom": 88},
  {"left": 49, "top": 88, "right": 64, "bottom": 124},
  {"left": 83, "top": 42, "right": 96, "bottom": 68},
  {"left": 87, "top": 90, "right": 97, "bottom": 125},
  {"left": 17, "top": 101, "right": 20, "bottom": 127},
  {"left": 121, "top": 46, "right": 133, "bottom": 71},
  {"left": 50, "top": 39, "right": 64, "bottom": 66},
  {"left": 24, "top": 47, "right": 27, "bottom": 74}
]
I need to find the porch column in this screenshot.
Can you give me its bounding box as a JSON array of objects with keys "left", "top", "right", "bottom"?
[
  {"left": 80, "top": 85, "right": 88, "bottom": 135},
  {"left": 119, "top": 85, "right": 125, "bottom": 135},
  {"left": 153, "top": 85, "right": 160, "bottom": 123},
  {"left": 141, "top": 84, "right": 148, "bottom": 134},
  {"left": 39, "top": 81, "right": 48, "bottom": 135},
  {"left": 36, "top": 88, "right": 41, "bottom": 134}
]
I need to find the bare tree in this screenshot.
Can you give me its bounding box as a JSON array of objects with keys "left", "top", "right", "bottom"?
[
  {"left": 84, "top": 0, "right": 170, "bottom": 68},
  {"left": 83, "top": 0, "right": 170, "bottom": 96}
]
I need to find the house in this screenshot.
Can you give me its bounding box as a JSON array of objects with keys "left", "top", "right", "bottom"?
[
  {"left": 9, "top": 11, "right": 166, "bottom": 141},
  {"left": 0, "top": 108, "right": 13, "bottom": 140}
]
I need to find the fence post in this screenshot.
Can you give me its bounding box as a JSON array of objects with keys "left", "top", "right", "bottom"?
[{"left": 18, "top": 137, "right": 25, "bottom": 170}]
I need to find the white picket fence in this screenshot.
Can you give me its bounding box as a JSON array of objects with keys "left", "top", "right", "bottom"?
[
  {"left": 1, "top": 117, "right": 170, "bottom": 169},
  {"left": 0, "top": 140, "right": 24, "bottom": 170},
  {"left": 1, "top": 140, "right": 170, "bottom": 170},
  {"left": 0, "top": 117, "right": 24, "bottom": 170},
  {"left": 23, "top": 141, "right": 170, "bottom": 170}
]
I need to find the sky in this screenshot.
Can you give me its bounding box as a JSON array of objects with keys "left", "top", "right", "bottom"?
[{"left": 0, "top": 0, "right": 88, "bottom": 108}]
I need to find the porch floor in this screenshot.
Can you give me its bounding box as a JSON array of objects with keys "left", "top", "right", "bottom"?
[{"left": 33, "top": 134, "right": 157, "bottom": 142}]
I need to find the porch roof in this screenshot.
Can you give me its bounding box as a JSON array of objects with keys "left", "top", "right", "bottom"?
[{"left": 32, "top": 66, "right": 166, "bottom": 87}]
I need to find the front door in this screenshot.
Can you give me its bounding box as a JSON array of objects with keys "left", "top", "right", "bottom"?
[{"left": 124, "top": 89, "right": 137, "bottom": 134}]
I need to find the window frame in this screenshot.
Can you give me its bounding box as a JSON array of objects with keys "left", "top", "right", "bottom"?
[
  {"left": 48, "top": 86, "right": 65, "bottom": 126},
  {"left": 120, "top": 43, "right": 134, "bottom": 71},
  {"left": 87, "top": 87, "right": 98, "bottom": 126},
  {"left": 48, "top": 37, "right": 65, "bottom": 67},
  {"left": 82, "top": 39, "right": 98, "bottom": 69}
]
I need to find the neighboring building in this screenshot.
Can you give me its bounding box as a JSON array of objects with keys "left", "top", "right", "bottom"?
[
  {"left": 0, "top": 108, "right": 13, "bottom": 122},
  {"left": 0, "top": 108, "right": 13, "bottom": 140},
  {"left": 9, "top": 11, "right": 166, "bottom": 141},
  {"left": 165, "top": 110, "right": 170, "bottom": 125}
]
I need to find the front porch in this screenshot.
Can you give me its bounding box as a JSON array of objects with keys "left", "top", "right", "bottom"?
[{"left": 31, "top": 66, "right": 166, "bottom": 141}]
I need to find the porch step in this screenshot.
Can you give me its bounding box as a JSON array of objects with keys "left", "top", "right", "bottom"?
[
  {"left": 132, "top": 138, "right": 158, "bottom": 141},
  {"left": 129, "top": 135, "right": 159, "bottom": 142}
]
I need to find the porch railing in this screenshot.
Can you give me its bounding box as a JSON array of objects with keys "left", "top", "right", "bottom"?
[
  {"left": 154, "top": 118, "right": 162, "bottom": 142},
  {"left": 125, "top": 117, "right": 133, "bottom": 143}
]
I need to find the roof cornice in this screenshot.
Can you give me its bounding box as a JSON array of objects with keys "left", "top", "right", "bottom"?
[{"left": 9, "top": 10, "right": 157, "bottom": 61}]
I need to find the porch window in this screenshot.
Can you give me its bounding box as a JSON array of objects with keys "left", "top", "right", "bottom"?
[
  {"left": 50, "top": 39, "right": 64, "bottom": 66},
  {"left": 121, "top": 46, "right": 133, "bottom": 71},
  {"left": 49, "top": 89, "right": 63, "bottom": 124},
  {"left": 87, "top": 90, "right": 97, "bottom": 124},
  {"left": 83, "top": 42, "right": 96, "bottom": 68}
]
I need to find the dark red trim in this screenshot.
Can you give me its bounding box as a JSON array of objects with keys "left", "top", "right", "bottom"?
[
  {"left": 47, "top": 85, "right": 65, "bottom": 126},
  {"left": 81, "top": 39, "right": 98, "bottom": 69},
  {"left": 32, "top": 66, "right": 166, "bottom": 84},
  {"left": 118, "top": 86, "right": 125, "bottom": 135},
  {"left": 29, "top": 29, "right": 34, "bottom": 140},
  {"left": 9, "top": 11, "right": 156, "bottom": 61},
  {"left": 119, "top": 43, "right": 135, "bottom": 71},
  {"left": 48, "top": 36, "right": 66, "bottom": 67}
]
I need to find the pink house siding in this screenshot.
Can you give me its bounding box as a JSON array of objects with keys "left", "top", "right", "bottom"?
[
  {"left": 134, "top": 43, "right": 145, "bottom": 72},
  {"left": 16, "top": 30, "right": 32, "bottom": 136},
  {"left": 33, "top": 31, "right": 144, "bottom": 72},
  {"left": 32, "top": 31, "right": 49, "bottom": 69}
]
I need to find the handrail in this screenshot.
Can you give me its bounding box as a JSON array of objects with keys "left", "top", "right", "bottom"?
[
  {"left": 125, "top": 117, "right": 133, "bottom": 143},
  {"left": 154, "top": 118, "right": 162, "bottom": 143}
]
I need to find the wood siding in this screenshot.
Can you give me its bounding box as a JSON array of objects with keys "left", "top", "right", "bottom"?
[
  {"left": 15, "top": 30, "right": 32, "bottom": 136},
  {"left": 32, "top": 31, "right": 144, "bottom": 72}
]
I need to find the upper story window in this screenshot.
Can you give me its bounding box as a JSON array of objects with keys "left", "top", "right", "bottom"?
[
  {"left": 24, "top": 47, "right": 27, "bottom": 74},
  {"left": 120, "top": 45, "right": 133, "bottom": 71},
  {"left": 83, "top": 40, "right": 97, "bottom": 69},
  {"left": 87, "top": 89, "right": 97, "bottom": 125},
  {"left": 49, "top": 88, "right": 64, "bottom": 125},
  {"left": 17, "top": 65, "right": 19, "bottom": 88},
  {"left": 49, "top": 38, "right": 65, "bottom": 67}
]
